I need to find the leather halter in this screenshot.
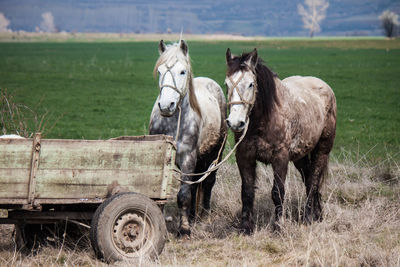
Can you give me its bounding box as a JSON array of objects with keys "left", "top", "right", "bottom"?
[
  {"left": 227, "top": 70, "right": 257, "bottom": 111},
  {"left": 158, "top": 58, "right": 189, "bottom": 142},
  {"left": 158, "top": 59, "right": 188, "bottom": 106}
]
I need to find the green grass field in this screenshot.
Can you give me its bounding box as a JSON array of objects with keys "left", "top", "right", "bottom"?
[
  {"left": 0, "top": 37, "right": 399, "bottom": 266},
  {"left": 1, "top": 38, "right": 399, "bottom": 161}
]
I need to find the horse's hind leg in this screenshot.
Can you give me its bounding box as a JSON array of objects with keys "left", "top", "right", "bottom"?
[
  {"left": 304, "top": 137, "right": 334, "bottom": 223},
  {"left": 201, "top": 171, "right": 216, "bottom": 217},
  {"left": 189, "top": 183, "right": 198, "bottom": 223},
  {"left": 294, "top": 155, "right": 311, "bottom": 220},
  {"left": 294, "top": 155, "right": 311, "bottom": 186}
]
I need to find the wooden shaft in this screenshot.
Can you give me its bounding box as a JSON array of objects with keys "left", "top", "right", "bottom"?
[{"left": 27, "top": 132, "right": 41, "bottom": 207}]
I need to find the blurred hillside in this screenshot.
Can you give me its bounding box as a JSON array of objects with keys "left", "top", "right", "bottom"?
[{"left": 0, "top": 0, "right": 399, "bottom": 36}]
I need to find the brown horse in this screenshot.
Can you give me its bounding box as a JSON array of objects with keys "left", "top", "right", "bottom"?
[{"left": 225, "top": 48, "right": 336, "bottom": 234}]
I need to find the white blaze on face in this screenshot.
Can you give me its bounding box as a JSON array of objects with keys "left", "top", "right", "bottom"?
[
  {"left": 225, "top": 70, "right": 256, "bottom": 132},
  {"left": 157, "top": 61, "right": 188, "bottom": 116}
]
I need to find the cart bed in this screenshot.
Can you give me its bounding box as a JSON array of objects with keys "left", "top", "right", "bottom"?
[{"left": 0, "top": 135, "right": 177, "bottom": 207}]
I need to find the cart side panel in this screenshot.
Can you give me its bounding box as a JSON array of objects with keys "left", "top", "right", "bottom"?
[
  {"left": 0, "top": 139, "right": 31, "bottom": 200},
  {"left": 35, "top": 169, "right": 164, "bottom": 199},
  {"left": 35, "top": 139, "right": 170, "bottom": 200},
  {"left": 160, "top": 140, "right": 179, "bottom": 199}
]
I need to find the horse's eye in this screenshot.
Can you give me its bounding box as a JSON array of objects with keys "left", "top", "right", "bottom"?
[
  {"left": 249, "top": 83, "right": 254, "bottom": 88},
  {"left": 157, "top": 70, "right": 161, "bottom": 76},
  {"left": 180, "top": 70, "right": 186, "bottom": 75}
]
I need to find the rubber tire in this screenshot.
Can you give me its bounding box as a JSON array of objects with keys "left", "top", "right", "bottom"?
[{"left": 90, "top": 192, "right": 167, "bottom": 263}]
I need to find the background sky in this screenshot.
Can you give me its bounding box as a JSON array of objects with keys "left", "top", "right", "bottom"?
[{"left": 0, "top": 0, "right": 399, "bottom": 36}]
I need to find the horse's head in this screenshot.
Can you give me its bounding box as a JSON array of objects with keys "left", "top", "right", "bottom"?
[
  {"left": 225, "top": 48, "right": 258, "bottom": 132},
  {"left": 154, "top": 40, "right": 192, "bottom": 117}
]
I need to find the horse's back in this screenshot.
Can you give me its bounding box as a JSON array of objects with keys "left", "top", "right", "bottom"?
[
  {"left": 282, "top": 75, "right": 335, "bottom": 116},
  {"left": 193, "top": 77, "right": 227, "bottom": 155},
  {"left": 281, "top": 76, "right": 336, "bottom": 159},
  {"left": 193, "top": 77, "right": 226, "bottom": 111},
  {"left": 283, "top": 76, "right": 335, "bottom": 104}
]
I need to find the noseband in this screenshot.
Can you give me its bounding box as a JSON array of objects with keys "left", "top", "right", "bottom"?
[
  {"left": 227, "top": 70, "right": 257, "bottom": 114},
  {"left": 159, "top": 59, "right": 188, "bottom": 106}
]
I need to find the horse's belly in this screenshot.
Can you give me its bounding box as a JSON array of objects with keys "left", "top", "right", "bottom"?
[
  {"left": 194, "top": 79, "right": 224, "bottom": 155},
  {"left": 283, "top": 77, "right": 332, "bottom": 160},
  {"left": 288, "top": 108, "right": 326, "bottom": 160},
  {"left": 198, "top": 99, "right": 222, "bottom": 155}
]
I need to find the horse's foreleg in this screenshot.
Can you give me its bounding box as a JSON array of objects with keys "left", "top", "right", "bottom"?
[
  {"left": 237, "top": 148, "right": 257, "bottom": 235},
  {"left": 177, "top": 151, "right": 197, "bottom": 237},
  {"left": 271, "top": 152, "right": 289, "bottom": 225},
  {"left": 177, "top": 179, "right": 192, "bottom": 237}
]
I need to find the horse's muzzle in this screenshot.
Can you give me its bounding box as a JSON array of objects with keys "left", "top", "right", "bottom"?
[
  {"left": 226, "top": 118, "right": 246, "bottom": 132},
  {"left": 158, "top": 101, "right": 177, "bottom": 117}
]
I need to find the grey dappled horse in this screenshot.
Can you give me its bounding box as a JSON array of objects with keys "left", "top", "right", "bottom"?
[{"left": 149, "top": 40, "right": 227, "bottom": 236}]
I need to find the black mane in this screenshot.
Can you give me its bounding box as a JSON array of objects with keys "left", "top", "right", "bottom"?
[{"left": 227, "top": 52, "right": 279, "bottom": 118}]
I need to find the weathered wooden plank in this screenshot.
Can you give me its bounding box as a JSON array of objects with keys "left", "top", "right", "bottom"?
[
  {"left": 39, "top": 139, "right": 166, "bottom": 170},
  {"left": 0, "top": 135, "right": 177, "bottom": 203},
  {"left": 0, "top": 183, "right": 28, "bottom": 199},
  {"left": 0, "top": 168, "right": 29, "bottom": 198},
  {"left": 0, "top": 139, "right": 32, "bottom": 168},
  {"left": 28, "top": 133, "right": 41, "bottom": 205},
  {"left": 160, "top": 141, "right": 179, "bottom": 199},
  {"left": 35, "top": 169, "right": 165, "bottom": 199}
]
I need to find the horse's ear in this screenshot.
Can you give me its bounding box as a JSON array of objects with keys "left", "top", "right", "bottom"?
[
  {"left": 226, "top": 48, "right": 233, "bottom": 64},
  {"left": 158, "top": 40, "right": 166, "bottom": 55},
  {"left": 244, "top": 48, "right": 258, "bottom": 68},
  {"left": 180, "top": 40, "right": 188, "bottom": 56}
]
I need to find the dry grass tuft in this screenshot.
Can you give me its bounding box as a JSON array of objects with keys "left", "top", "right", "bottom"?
[
  {"left": 1, "top": 153, "right": 399, "bottom": 266},
  {"left": 0, "top": 89, "right": 62, "bottom": 137}
]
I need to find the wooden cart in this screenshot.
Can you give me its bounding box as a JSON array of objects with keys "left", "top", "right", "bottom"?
[{"left": 0, "top": 133, "right": 178, "bottom": 262}]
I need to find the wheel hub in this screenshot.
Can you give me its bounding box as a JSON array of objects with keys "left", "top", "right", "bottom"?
[{"left": 113, "top": 213, "right": 149, "bottom": 254}]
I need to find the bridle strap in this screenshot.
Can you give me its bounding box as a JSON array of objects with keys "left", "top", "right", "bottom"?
[
  {"left": 159, "top": 59, "right": 188, "bottom": 104},
  {"left": 227, "top": 71, "right": 257, "bottom": 108},
  {"left": 158, "top": 59, "right": 189, "bottom": 143}
]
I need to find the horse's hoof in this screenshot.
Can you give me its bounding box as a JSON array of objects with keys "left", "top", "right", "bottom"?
[
  {"left": 272, "top": 221, "right": 281, "bottom": 233},
  {"left": 240, "top": 228, "right": 253, "bottom": 235},
  {"left": 178, "top": 233, "right": 191, "bottom": 241},
  {"left": 303, "top": 211, "right": 323, "bottom": 224},
  {"left": 199, "top": 209, "right": 212, "bottom": 224},
  {"left": 177, "top": 227, "right": 191, "bottom": 238},
  {"left": 239, "top": 221, "right": 254, "bottom": 235}
]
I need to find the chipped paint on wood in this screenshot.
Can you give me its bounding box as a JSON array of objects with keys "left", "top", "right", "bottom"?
[{"left": 0, "top": 135, "right": 177, "bottom": 204}]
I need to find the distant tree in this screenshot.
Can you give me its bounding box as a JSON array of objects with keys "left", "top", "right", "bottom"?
[
  {"left": 297, "top": 0, "right": 329, "bottom": 37},
  {"left": 40, "top": 12, "right": 56, "bottom": 33},
  {"left": 0, "top": 13, "right": 11, "bottom": 32},
  {"left": 379, "top": 10, "right": 399, "bottom": 38}
]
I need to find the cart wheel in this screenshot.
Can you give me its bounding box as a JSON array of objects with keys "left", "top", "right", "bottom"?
[{"left": 90, "top": 192, "right": 167, "bottom": 263}]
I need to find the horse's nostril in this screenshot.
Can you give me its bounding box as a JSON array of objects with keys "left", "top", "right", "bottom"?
[
  {"left": 158, "top": 102, "right": 161, "bottom": 109},
  {"left": 226, "top": 119, "right": 232, "bottom": 128},
  {"left": 239, "top": 121, "right": 245, "bottom": 128},
  {"left": 169, "top": 102, "right": 176, "bottom": 110}
]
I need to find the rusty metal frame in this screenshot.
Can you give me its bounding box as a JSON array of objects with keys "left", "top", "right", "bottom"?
[{"left": 0, "top": 210, "right": 93, "bottom": 224}]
